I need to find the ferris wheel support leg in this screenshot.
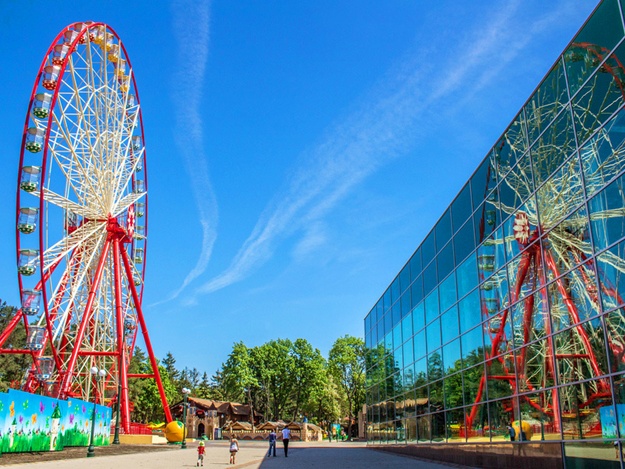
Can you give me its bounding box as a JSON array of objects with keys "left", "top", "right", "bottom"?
[
  {"left": 468, "top": 253, "right": 532, "bottom": 428},
  {"left": 0, "top": 309, "right": 25, "bottom": 349},
  {"left": 113, "top": 238, "right": 131, "bottom": 433},
  {"left": 59, "top": 238, "right": 112, "bottom": 398},
  {"left": 120, "top": 246, "right": 173, "bottom": 423},
  {"left": 544, "top": 251, "right": 605, "bottom": 383}
]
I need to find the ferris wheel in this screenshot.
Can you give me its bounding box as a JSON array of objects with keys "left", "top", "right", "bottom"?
[
  {"left": 467, "top": 41, "right": 625, "bottom": 431},
  {"left": 0, "top": 22, "right": 172, "bottom": 431}
]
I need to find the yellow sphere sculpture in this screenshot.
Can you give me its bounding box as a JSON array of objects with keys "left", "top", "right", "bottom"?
[
  {"left": 512, "top": 420, "right": 533, "bottom": 441},
  {"left": 164, "top": 420, "right": 187, "bottom": 443}
]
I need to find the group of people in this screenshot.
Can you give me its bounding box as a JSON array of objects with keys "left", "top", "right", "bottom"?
[
  {"left": 195, "top": 426, "right": 292, "bottom": 466},
  {"left": 266, "top": 426, "right": 291, "bottom": 457}
]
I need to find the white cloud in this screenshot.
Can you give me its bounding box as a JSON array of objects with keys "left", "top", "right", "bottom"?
[
  {"left": 157, "top": 0, "right": 219, "bottom": 304},
  {"left": 195, "top": 0, "right": 580, "bottom": 296}
]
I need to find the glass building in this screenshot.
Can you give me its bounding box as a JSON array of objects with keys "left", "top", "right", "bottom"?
[{"left": 364, "top": 1, "right": 625, "bottom": 466}]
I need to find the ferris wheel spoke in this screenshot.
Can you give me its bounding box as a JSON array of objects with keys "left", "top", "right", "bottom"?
[
  {"left": 41, "top": 220, "right": 106, "bottom": 273},
  {"left": 41, "top": 188, "right": 101, "bottom": 219}
]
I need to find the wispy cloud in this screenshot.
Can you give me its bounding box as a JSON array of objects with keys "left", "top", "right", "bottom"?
[
  {"left": 196, "top": 1, "right": 574, "bottom": 295},
  {"left": 158, "top": 0, "right": 218, "bottom": 303}
]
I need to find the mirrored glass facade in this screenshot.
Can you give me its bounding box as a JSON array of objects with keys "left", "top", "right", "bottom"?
[{"left": 364, "top": 1, "right": 625, "bottom": 466}]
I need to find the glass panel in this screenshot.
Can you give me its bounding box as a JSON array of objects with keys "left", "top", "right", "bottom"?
[
  {"left": 453, "top": 218, "right": 475, "bottom": 267},
  {"left": 446, "top": 408, "right": 466, "bottom": 442},
  {"left": 486, "top": 354, "right": 516, "bottom": 401},
  {"left": 452, "top": 183, "right": 473, "bottom": 233},
  {"left": 391, "top": 277, "right": 400, "bottom": 305},
  {"left": 401, "top": 313, "right": 413, "bottom": 343},
  {"left": 411, "top": 275, "right": 424, "bottom": 309},
  {"left": 444, "top": 373, "right": 463, "bottom": 409},
  {"left": 590, "top": 173, "right": 625, "bottom": 253},
  {"left": 493, "top": 112, "right": 528, "bottom": 177},
  {"left": 403, "top": 340, "right": 414, "bottom": 369},
  {"left": 383, "top": 289, "right": 391, "bottom": 313},
  {"left": 428, "top": 353, "right": 443, "bottom": 382},
  {"left": 443, "top": 338, "right": 462, "bottom": 375},
  {"left": 462, "top": 326, "right": 485, "bottom": 363},
  {"left": 463, "top": 364, "right": 486, "bottom": 405},
  {"left": 426, "top": 318, "right": 441, "bottom": 355},
  {"left": 401, "top": 292, "right": 412, "bottom": 319},
  {"left": 466, "top": 402, "right": 488, "bottom": 442},
  {"left": 596, "top": 239, "right": 625, "bottom": 312},
  {"left": 436, "top": 209, "right": 452, "bottom": 252},
  {"left": 415, "top": 358, "right": 428, "bottom": 388},
  {"left": 412, "top": 302, "right": 425, "bottom": 333},
  {"left": 554, "top": 320, "right": 609, "bottom": 386},
  {"left": 393, "top": 323, "right": 402, "bottom": 352},
  {"left": 384, "top": 331, "right": 393, "bottom": 354},
  {"left": 525, "top": 58, "right": 568, "bottom": 146},
  {"left": 536, "top": 154, "right": 584, "bottom": 231},
  {"left": 441, "top": 306, "right": 460, "bottom": 345},
  {"left": 563, "top": 441, "right": 621, "bottom": 469},
  {"left": 477, "top": 227, "right": 506, "bottom": 282},
  {"left": 488, "top": 399, "right": 516, "bottom": 442},
  {"left": 429, "top": 377, "right": 444, "bottom": 407},
  {"left": 564, "top": 0, "right": 625, "bottom": 96},
  {"left": 559, "top": 378, "right": 613, "bottom": 440},
  {"left": 422, "top": 231, "right": 436, "bottom": 269},
  {"left": 471, "top": 156, "right": 498, "bottom": 212},
  {"left": 425, "top": 289, "right": 440, "bottom": 324},
  {"left": 410, "top": 249, "right": 422, "bottom": 282},
  {"left": 400, "top": 264, "right": 411, "bottom": 293},
  {"left": 459, "top": 288, "right": 481, "bottom": 334},
  {"left": 457, "top": 253, "right": 478, "bottom": 300},
  {"left": 437, "top": 242, "right": 455, "bottom": 283},
  {"left": 581, "top": 107, "right": 625, "bottom": 199},
  {"left": 474, "top": 200, "right": 501, "bottom": 246},
  {"left": 572, "top": 40, "right": 625, "bottom": 145},
  {"left": 531, "top": 105, "right": 575, "bottom": 187},
  {"left": 392, "top": 302, "right": 401, "bottom": 329},
  {"left": 423, "top": 261, "right": 438, "bottom": 296},
  {"left": 605, "top": 308, "right": 625, "bottom": 373},
  {"left": 414, "top": 329, "right": 426, "bottom": 361},
  {"left": 439, "top": 272, "right": 457, "bottom": 314}
]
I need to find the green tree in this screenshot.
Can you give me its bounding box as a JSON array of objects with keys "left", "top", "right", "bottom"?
[
  {"left": 0, "top": 302, "right": 29, "bottom": 392},
  {"left": 289, "top": 338, "right": 326, "bottom": 421},
  {"left": 328, "top": 335, "right": 366, "bottom": 438}
]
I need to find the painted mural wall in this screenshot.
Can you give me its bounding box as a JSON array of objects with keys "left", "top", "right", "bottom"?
[{"left": 0, "top": 389, "right": 111, "bottom": 453}]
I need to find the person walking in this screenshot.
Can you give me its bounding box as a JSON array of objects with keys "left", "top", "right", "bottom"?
[
  {"left": 281, "top": 426, "right": 291, "bottom": 458},
  {"left": 196, "top": 441, "right": 205, "bottom": 467},
  {"left": 229, "top": 437, "right": 239, "bottom": 465},
  {"left": 267, "top": 429, "right": 277, "bottom": 457}
]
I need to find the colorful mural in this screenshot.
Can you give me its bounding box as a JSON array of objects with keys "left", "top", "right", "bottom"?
[{"left": 0, "top": 389, "right": 111, "bottom": 453}]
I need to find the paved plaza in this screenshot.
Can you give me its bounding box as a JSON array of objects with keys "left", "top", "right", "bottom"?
[{"left": 0, "top": 441, "right": 473, "bottom": 468}]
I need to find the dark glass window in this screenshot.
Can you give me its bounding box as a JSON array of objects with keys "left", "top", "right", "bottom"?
[
  {"left": 410, "top": 249, "right": 422, "bottom": 282},
  {"left": 400, "top": 264, "right": 411, "bottom": 294},
  {"left": 474, "top": 200, "right": 500, "bottom": 244},
  {"left": 454, "top": 218, "right": 475, "bottom": 264},
  {"left": 400, "top": 292, "right": 412, "bottom": 319},
  {"left": 391, "top": 277, "right": 400, "bottom": 306},
  {"left": 423, "top": 260, "right": 438, "bottom": 296},
  {"left": 383, "top": 311, "right": 392, "bottom": 338},
  {"left": 383, "top": 289, "right": 391, "bottom": 313},
  {"left": 452, "top": 183, "right": 473, "bottom": 233},
  {"left": 437, "top": 242, "right": 455, "bottom": 282},
  {"left": 471, "top": 156, "right": 498, "bottom": 210},
  {"left": 435, "top": 209, "right": 452, "bottom": 251},
  {"left": 411, "top": 275, "right": 424, "bottom": 308},
  {"left": 422, "top": 231, "right": 436, "bottom": 268}
]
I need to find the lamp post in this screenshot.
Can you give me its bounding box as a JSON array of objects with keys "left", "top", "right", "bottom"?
[
  {"left": 181, "top": 387, "right": 191, "bottom": 449},
  {"left": 87, "top": 366, "right": 107, "bottom": 457}
]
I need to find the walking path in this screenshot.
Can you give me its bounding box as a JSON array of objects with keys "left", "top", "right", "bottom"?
[{"left": 0, "top": 441, "right": 474, "bottom": 468}]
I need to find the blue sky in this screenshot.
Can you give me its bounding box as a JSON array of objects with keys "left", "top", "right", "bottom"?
[{"left": 0, "top": 1, "right": 599, "bottom": 377}]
